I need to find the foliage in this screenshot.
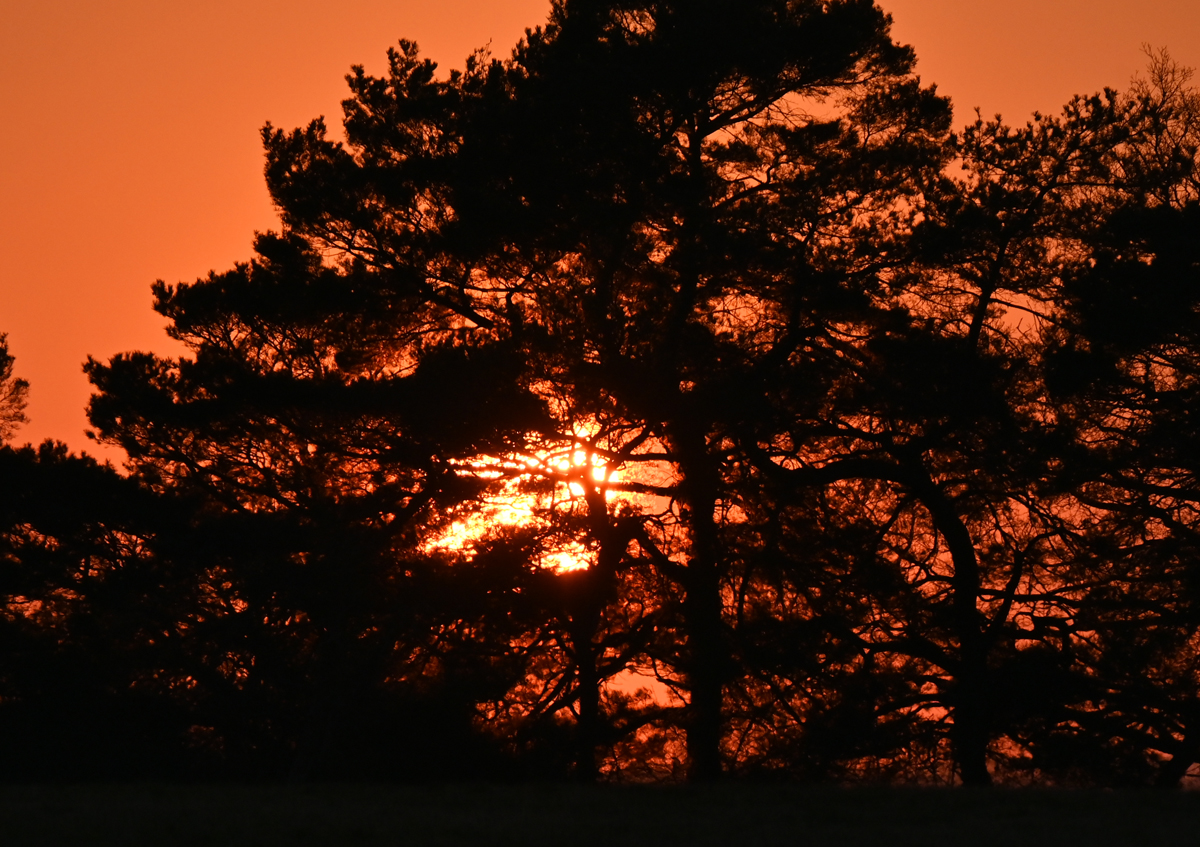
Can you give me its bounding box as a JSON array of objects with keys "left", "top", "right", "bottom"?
[
  {"left": 0, "top": 335, "right": 28, "bottom": 443},
  {"left": 4, "top": 4, "right": 1200, "bottom": 786}
]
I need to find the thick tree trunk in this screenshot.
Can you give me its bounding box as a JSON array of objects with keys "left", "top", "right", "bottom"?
[
  {"left": 953, "top": 660, "right": 992, "bottom": 787},
  {"left": 684, "top": 547, "right": 724, "bottom": 782},
  {"left": 569, "top": 486, "right": 627, "bottom": 783},
  {"left": 674, "top": 426, "right": 725, "bottom": 783},
  {"left": 920, "top": 480, "right": 992, "bottom": 787},
  {"left": 570, "top": 606, "right": 601, "bottom": 783},
  {"left": 288, "top": 541, "right": 362, "bottom": 783},
  {"left": 288, "top": 625, "right": 350, "bottom": 783}
]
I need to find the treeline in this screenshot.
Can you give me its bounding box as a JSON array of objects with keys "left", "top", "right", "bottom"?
[{"left": 4, "top": 0, "right": 1200, "bottom": 786}]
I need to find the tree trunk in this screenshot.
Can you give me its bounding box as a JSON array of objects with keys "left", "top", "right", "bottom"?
[
  {"left": 288, "top": 624, "right": 350, "bottom": 782},
  {"left": 569, "top": 484, "right": 627, "bottom": 783},
  {"left": 674, "top": 425, "right": 725, "bottom": 782},
  {"left": 570, "top": 605, "right": 601, "bottom": 783},
  {"left": 684, "top": 547, "right": 724, "bottom": 782},
  {"left": 919, "top": 478, "right": 992, "bottom": 786}
]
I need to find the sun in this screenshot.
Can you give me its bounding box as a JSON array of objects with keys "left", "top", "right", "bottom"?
[{"left": 424, "top": 430, "right": 623, "bottom": 573}]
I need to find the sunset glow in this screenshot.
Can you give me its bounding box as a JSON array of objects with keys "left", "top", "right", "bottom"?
[
  {"left": 2, "top": 2, "right": 1197, "bottom": 451},
  {"left": 5, "top": 0, "right": 1200, "bottom": 793},
  {"left": 425, "top": 433, "right": 624, "bottom": 573}
]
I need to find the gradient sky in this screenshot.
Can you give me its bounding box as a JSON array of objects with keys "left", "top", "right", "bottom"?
[{"left": 2, "top": 0, "right": 1198, "bottom": 458}]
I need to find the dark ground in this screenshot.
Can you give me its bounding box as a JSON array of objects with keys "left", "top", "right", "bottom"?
[{"left": 0, "top": 783, "right": 1196, "bottom": 846}]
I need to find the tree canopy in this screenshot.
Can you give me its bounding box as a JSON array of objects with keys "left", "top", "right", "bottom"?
[{"left": 2, "top": 2, "right": 1199, "bottom": 786}]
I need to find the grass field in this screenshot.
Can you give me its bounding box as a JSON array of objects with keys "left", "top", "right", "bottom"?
[{"left": 0, "top": 783, "right": 1196, "bottom": 846}]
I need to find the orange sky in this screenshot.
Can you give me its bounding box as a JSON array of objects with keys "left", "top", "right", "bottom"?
[{"left": 2, "top": 0, "right": 1198, "bottom": 458}]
